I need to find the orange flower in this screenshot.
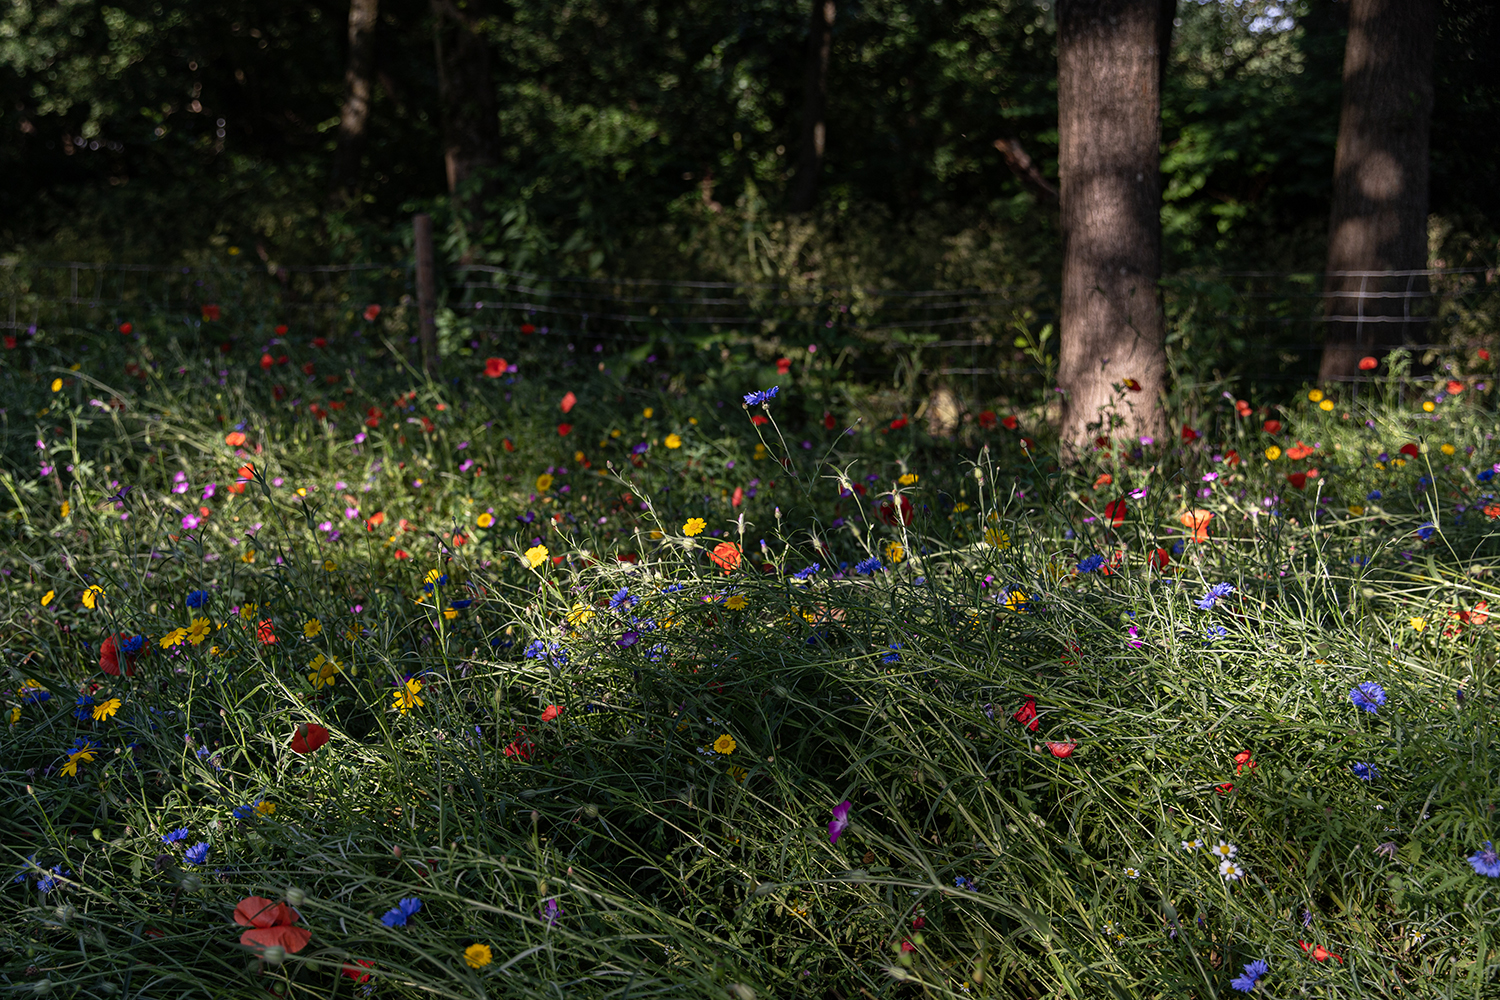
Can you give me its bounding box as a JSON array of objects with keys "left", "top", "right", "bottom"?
[
  {"left": 540, "top": 705, "right": 563, "bottom": 722},
  {"left": 1233, "top": 750, "right": 1256, "bottom": 774},
  {"left": 256, "top": 620, "right": 278, "bottom": 645},
  {"left": 1299, "top": 941, "right": 1342, "bottom": 963},
  {"left": 225, "top": 431, "right": 246, "bottom": 447},
  {"left": 709, "top": 541, "right": 742, "bottom": 572},
  {"left": 234, "top": 897, "right": 310, "bottom": 953},
  {"left": 560, "top": 391, "right": 577, "bottom": 413},
  {"left": 1092, "top": 473, "right": 1113, "bottom": 489},
  {"left": 1358, "top": 356, "right": 1378, "bottom": 371},
  {"left": 1180, "top": 510, "right": 1214, "bottom": 543},
  {"left": 484, "top": 357, "right": 508, "bottom": 378},
  {"left": 365, "top": 511, "right": 385, "bottom": 531}
]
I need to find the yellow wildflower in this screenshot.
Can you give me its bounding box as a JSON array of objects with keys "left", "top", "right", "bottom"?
[
  {"left": 160, "top": 628, "right": 187, "bottom": 649},
  {"left": 476, "top": 512, "right": 494, "bottom": 528},
  {"left": 885, "top": 541, "right": 906, "bottom": 564},
  {"left": 1348, "top": 505, "right": 1365, "bottom": 517},
  {"left": 567, "top": 603, "right": 596, "bottom": 626},
  {"left": 92, "top": 697, "right": 122, "bottom": 722},
  {"left": 1004, "top": 589, "right": 1031, "bottom": 613},
  {"left": 713, "top": 734, "right": 737, "bottom": 755},
  {"left": 240, "top": 549, "right": 256, "bottom": 564},
  {"left": 303, "top": 618, "right": 322, "bottom": 639},
  {"left": 51, "top": 378, "right": 63, "bottom": 392},
  {"left": 1409, "top": 617, "right": 1427, "bottom": 632},
  {"left": 1308, "top": 389, "right": 1324, "bottom": 402},
  {"left": 725, "top": 594, "right": 748, "bottom": 611},
  {"left": 240, "top": 603, "right": 259, "bottom": 620},
  {"left": 898, "top": 473, "right": 919, "bottom": 486},
  {"left": 1422, "top": 401, "right": 1435, "bottom": 413},
  {"left": 41, "top": 590, "right": 54, "bottom": 607},
  {"left": 307, "top": 653, "right": 341, "bottom": 689},
  {"left": 665, "top": 433, "right": 683, "bottom": 449},
  {"left": 524, "top": 544, "right": 549, "bottom": 569},
  {"left": 464, "top": 944, "right": 494, "bottom": 969},
  {"left": 186, "top": 617, "right": 211, "bottom": 645},
  {"left": 255, "top": 801, "right": 276, "bottom": 817},
  {"left": 536, "top": 473, "right": 554, "bottom": 492},
  {"left": 323, "top": 560, "right": 338, "bottom": 572},
  {"left": 60, "top": 501, "right": 70, "bottom": 518},
  {"left": 81, "top": 585, "right": 105, "bottom": 610},
  {"left": 1265, "top": 446, "right": 1282, "bottom": 460},
  {"left": 683, "top": 518, "right": 706, "bottom": 537},
  {"left": 394, "top": 677, "right": 425, "bottom": 714},
  {"left": 1319, "top": 399, "right": 1334, "bottom": 412},
  {"left": 643, "top": 407, "right": 654, "bottom": 419},
  {"left": 1440, "top": 443, "right": 1455, "bottom": 455},
  {"left": 7, "top": 706, "right": 18, "bottom": 726}
]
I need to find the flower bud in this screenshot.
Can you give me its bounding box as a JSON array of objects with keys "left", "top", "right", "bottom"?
[
  {"left": 261, "top": 946, "right": 285, "bottom": 966},
  {"left": 285, "top": 887, "right": 306, "bottom": 907}
]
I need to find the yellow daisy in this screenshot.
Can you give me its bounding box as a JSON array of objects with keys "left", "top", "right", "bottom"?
[
  {"left": 186, "top": 617, "right": 211, "bottom": 645},
  {"left": 159, "top": 628, "right": 187, "bottom": 649},
  {"left": 307, "top": 653, "right": 341, "bottom": 689},
  {"left": 41, "top": 590, "right": 54, "bottom": 607},
  {"left": 713, "top": 733, "right": 736, "bottom": 755},
  {"left": 665, "top": 433, "right": 682, "bottom": 449},
  {"left": 524, "top": 544, "right": 549, "bottom": 569},
  {"left": 303, "top": 618, "right": 323, "bottom": 639},
  {"left": 476, "top": 512, "right": 494, "bottom": 528},
  {"left": 683, "top": 518, "right": 706, "bottom": 537},
  {"left": 393, "top": 678, "right": 425, "bottom": 714},
  {"left": 92, "top": 697, "right": 122, "bottom": 722},
  {"left": 464, "top": 943, "right": 493, "bottom": 968},
  {"left": 81, "top": 585, "right": 105, "bottom": 610}
]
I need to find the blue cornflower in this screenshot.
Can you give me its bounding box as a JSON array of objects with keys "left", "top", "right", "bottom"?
[
  {"left": 37, "top": 866, "right": 69, "bottom": 894},
  {"left": 448, "top": 599, "right": 472, "bottom": 610},
  {"left": 953, "top": 876, "right": 978, "bottom": 891},
  {"left": 1350, "top": 762, "right": 1378, "bottom": 781},
  {"left": 742, "top": 386, "right": 780, "bottom": 407},
  {"left": 1229, "top": 958, "right": 1269, "bottom": 993},
  {"left": 1203, "top": 625, "right": 1228, "bottom": 644},
  {"left": 11, "top": 854, "right": 36, "bottom": 884},
  {"left": 882, "top": 643, "right": 902, "bottom": 664},
  {"left": 184, "top": 842, "right": 210, "bottom": 865},
  {"left": 1077, "top": 554, "right": 1106, "bottom": 574},
  {"left": 185, "top": 590, "right": 209, "bottom": 608},
  {"left": 609, "top": 587, "right": 634, "bottom": 611},
  {"left": 73, "top": 695, "right": 96, "bottom": 722},
  {"left": 381, "top": 896, "right": 423, "bottom": 928},
  {"left": 854, "top": 557, "right": 883, "bottom": 576},
  {"left": 121, "top": 634, "right": 147, "bottom": 656},
  {"left": 1349, "top": 681, "right": 1387, "bottom": 714},
  {"left": 1416, "top": 522, "right": 1435, "bottom": 541},
  {"left": 1366, "top": 489, "right": 1383, "bottom": 500},
  {"left": 232, "top": 801, "right": 263, "bottom": 820},
  {"left": 660, "top": 583, "right": 685, "bottom": 594},
  {"left": 1470, "top": 842, "right": 1500, "bottom": 877},
  {"left": 1195, "top": 582, "right": 1234, "bottom": 610},
  {"left": 19, "top": 683, "right": 49, "bottom": 705},
  {"left": 645, "top": 643, "right": 667, "bottom": 662},
  {"left": 162, "top": 826, "right": 190, "bottom": 845},
  {"left": 524, "top": 640, "right": 547, "bottom": 660},
  {"left": 792, "top": 563, "right": 821, "bottom": 580},
  {"left": 1479, "top": 469, "right": 1496, "bottom": 483}
]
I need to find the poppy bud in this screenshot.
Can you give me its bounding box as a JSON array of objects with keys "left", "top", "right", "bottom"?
[
  {"left": 285, "top": 887, "right": 306, "bottom": 907},
  {"left": 261, "top": 946, "right": 285, "bottom": 966}
]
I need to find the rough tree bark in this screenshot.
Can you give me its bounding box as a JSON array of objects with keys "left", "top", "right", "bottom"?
[
  {"left": 432, "top": 0, "right": 502, "bottom": 231},
  {"left": 789, "top": 0, "right": 834, "bottom": 214},
  {"left": 1319, "top": 0, "right": 1438, "bottom": 384},
  {"left": 330, "top": 0, "right": 380, "bottom": 207},
  {"left": 1055, "top": 0, "right": 1171, "bottom": 457}
]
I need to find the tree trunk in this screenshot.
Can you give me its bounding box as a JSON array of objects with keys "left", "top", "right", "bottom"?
[
  {"left": 789, "top": 0, "right": 834, "bottom": 214},
  {"left": 1318, "top": 0, "right": 1437, "bottom": 384},
  {"left": 331, "top": 0, "right": 380, "bottom": 208},
  {"left": 432, "top": 0, "right": 502, "bottom": 231},
  {"left": 1055, "top": 0, "right": 1170, "bottom": 458}
]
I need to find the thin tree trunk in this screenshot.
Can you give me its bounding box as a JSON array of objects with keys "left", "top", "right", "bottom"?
[
  {"left": 432, "top": 0, "right": 502, "bottom": 232},
  {"left": 1319, "top": 0, "right": 1437, "bottom": 384},
  {"left": 331, "top": 0, "right": 379, "bottom": 208},
  {"left": 1055, "top": 0, "right": 1170, "bottom": 458},
  {"left": 789, "top": 0, "right": 834, "bottom": 214}
]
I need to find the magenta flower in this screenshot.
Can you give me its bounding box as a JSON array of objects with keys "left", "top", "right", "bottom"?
[{"left": 829, "top": 800, "right": 852, "bottom": 845}]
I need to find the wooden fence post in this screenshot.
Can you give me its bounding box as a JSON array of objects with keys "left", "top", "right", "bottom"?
[{"left": 413, "top": 213, "right": 438, "bottom": 374}]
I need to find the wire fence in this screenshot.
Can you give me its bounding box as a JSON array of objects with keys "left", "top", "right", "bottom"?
[{"left": 3, "top": 257, "right": 1495, "bottom": 395}]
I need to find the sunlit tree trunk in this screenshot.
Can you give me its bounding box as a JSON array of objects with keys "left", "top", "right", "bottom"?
[
  {"left": 331, "top": 0, "right": 379, "bottom": 207},
  {"left": 1319, "top": 0, "right": 1437, "bottom": 384},
  {"left": 1055, "top": 0, "right": 1170, "bottom": 457},
  {"left": 789, "top": 0, "right": 834, "bottom": 214},
  {"left": 432, "top": 0, "right": 502, "bottom": 232}
]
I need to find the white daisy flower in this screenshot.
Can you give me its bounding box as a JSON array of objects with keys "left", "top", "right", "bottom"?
[
  {"left": 1123, "top": 867, "right": 1141, "bottom": 879},
  {"left": 1219, "top": 859, "right": 1246, "bottom": 881},
  {"left": 1212, "top": 840, "right": 1238, "bottom": 859},
  {"left": 1181, "top": 838, "right": 1203, "bottom": 852}
]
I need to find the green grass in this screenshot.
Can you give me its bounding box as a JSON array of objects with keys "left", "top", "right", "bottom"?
[{"left": 3, "top": 326, "right": 1500, "bottom": 1000}]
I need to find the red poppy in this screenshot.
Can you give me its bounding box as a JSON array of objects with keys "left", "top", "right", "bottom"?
[
  {"left": 1215, "top": 782, "right": 1234, "bottom": 795},
  {"left": 776, "top": 357, "right": 792, "bottom": 374},
  {"left": 301, "top": 361, "right": 315, "bottom": 376},
  {"left": 1046, "top": 742, "right": 1077, "bottom": 758},
  {"left": 256, "top": 620, "right": 277, "bottom": 645},
  {"left": 311, "top": 336, "right": 326, "bottom": 348},
  {"left": 259, "top": 353, "right": 274, "bottom": 370},
  {"left": 520, "top": 323, "right": 536, "bottom": 335},
  {"left": 1013, "top": 696, "right": 1040, "bottom": 733},
  {"left": 879, "top": 496, "right": 914, "bottom": 526},
  {"left": 557, "top": 423, "right": 572, "bottom": 436},
  {"left": 363, "top": 304, "right": 382, "bottom": 322},
  {"left": 275, "top": 324, "right": 288, "bottom": 335},
  {"left": 709, "top": 541, "right": 742, "bottom": 572},
  {"left": 1181, "top": 509, "right": 1214, "bottom": 543},
  {"left": 118, "top": 322, "right": 133, "bottom": 335},
  {"left": 1094, "top": 436, "right": 1110, "bottom": 450},
  {"left": 1224, "top": 449, "right": 1241, "bottom": 466},
  {"left": 1287, "top": 471, "right": 1308, "bottom": 490},
  {"left": 1446, "top": 380, "right": 1464, "bottom": 395},
  {"left": 540, "top": 705, "right": 563, "bottom": 722},
  {"left": 3, "top": 336, "right": 15, "bottom": 350},
  {"left": 889, "top": 416, "right": 908, "bottom": 431},
  {"left": 394, "top": 549, "right": 410, "bottom": 560},
  {"left": 1299, "top": 941, "right": 1342, "bottom": 963},
  {"left": 1093, "top": 473, "right": 1113, "bottom": 489},
  {"left": 341, "top": 959, "right": 374, "bottom": 983},
  {"left": 99, "top": 634, "right": 142, "bottom": 678},
  {"left": 1103, "top": 498, "right": 1128, "bottom": 527},
  {"left": 484, "top": 357, "right": 508, "bottom": 378},
  {"left": 1001, "top": 414, "right": 1019, "bottom": 430},
  {"left": 1235, "top": 399, "right": 1252, "bottom": 417},
  {"left": 750, "top": 414, "right": 769, "bottom": 425},
  {"left": 1234, "top": 750, "right": 1256, "bottom": 774},
  {"left": 560, "top": 391, "right": 577, "bottom": 413},
  {"left": 290, "top": 723, "right": 330, "bottom": 754},
  {"left": 1399, "top": 443, "right": 1420, "bottom": 458},
  {"left": 976, "top": 410, "right": 997, "bottom": 429},
  {"left": 1181, "top": 424, "right": 1200, "bottom": 443},
  {"left": 201, "top": 304, "right": 221, "bottom": 322},
  {"left": 1263, "top": 419, "right": 1281, "bottom": 434},
  {"left": 1286, "top": 441, "right": 1314, "bottom": 460},
  {"left": 824, "top": 411, "right": 837, "bottom": 429},
  {"left": 731, "top": 486, "right": 744, "bottom": 507},
  {"left": 1358, "top": 356, "right": 1378, "bottom": 371},
  {"left": 233, "top": 897, "right": 310, "bottom": 953},
  {"left": 1481, "top": 348, "right": 1492, "bottom": 361},
  {"left": 503, "top": 733, "right": 535, "bottom": 760},
  {"left": 1149, "top": 547, "right": 1171, "bottom": 570},
  {"left": 503, "top": 438, "right": 515, "bottom": 452},
  {"left": 225, "top": 431, "right": 247, "bottom": 447},
  {"left": 365, "top": 511, "right": 385, "bottom": 531}
]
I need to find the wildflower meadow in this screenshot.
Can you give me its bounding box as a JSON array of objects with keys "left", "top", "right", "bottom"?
[{"left": 4, "top": 321, "right": 1500, "bottom": 1000}]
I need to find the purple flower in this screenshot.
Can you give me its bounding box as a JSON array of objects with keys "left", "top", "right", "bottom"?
[
  {"left": 1229, "top": 959, "right": 1268, "bottom": 993},
  {"left": 162, "top": 827, "right": 189, "bottom": 845},
  {"left": 1470, "top": 842, "right": 1500, "bottom": 877},
  {"left": 541, "top": 897, "right": 564, "bottom": 926},
  {"left": 201, "top": 483, "right": 216, "bottom": 500},
  {"left": 617, "top": 630, "right": 640, "bottom": 648},
  {"left": 1350, "top": 681, "right": 1387, "bottom": 714},
  {"left": 828, "top": 800, "right": 852, "bottom": 845},
  {"left": 743, "top": 386, "right": 780, "bottom": 407},
  {"left": 1195, "top": 582, "right": 1234, "bottom": 610},
  {"left": 1350, "top": 762, "right": 1378, "bottom": 781},
  {"left": 184, "top": 842, "right": 210, "bottom": 865}
]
